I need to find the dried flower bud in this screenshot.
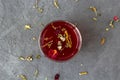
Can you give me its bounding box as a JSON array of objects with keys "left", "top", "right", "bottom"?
[
  {"left": 18, "top": 56, "right": 25, "bottom": 61},
  {"left": 53, "top": 0, "right": 60, "bottom": 9},
  {"left": 17, "top": 74, "right": 27, "bottom": 80},
  {"left": 26, "top": 56, "right": 33, "bottom": 62},
  {"left": 24, "top": 24, "right": 31, "bottom": 30},
  {"left": 100, "top": 38, "right": 105, "bottom": 45},
  {"left": 79, "top": 71, "right": 88, "bottom": 76}
]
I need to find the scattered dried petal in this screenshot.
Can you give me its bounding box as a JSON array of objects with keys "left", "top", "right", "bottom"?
[
  {"left": 59, "top": 36, "right": 65, "bottom": 42},
  {"left": 109, "top": 20, "right": 114, "bottom": 28},
  {"left": 92, "top": 17, "right": 97, "bottom": 21},
  {"left": 89, "top": 6, "right": 97, "bottom": 16},
  {"left": 61, "top": 28, "right": 66, "bottom": 31},
  {"left": 32, "top": 37, "right": 36, "bottom": 40},
  {"left": 53, "top": 0, "right": 60, "bottom": 9},
  {"left": 42, "top": 40, "right": 53, "bottom": 48},
  {"left": 57, "top": 45, "right": 62, "bottom": 50},
  {"left": 113, "top": 16, "right": 119, "bottom": 22},
  {"left": 80, "top": 64, "right": 83, "bottom": 66},
  {"left": 37, "top": 8, "right": 43, "bottom": 13},
  {"left": 100, "top": 37, "right": 105, "bottom": 45},
  {"left": 36, "top": 54, "right": 41, "bottom": 59},
  {"left": 44, "top": 37, "right": 53, "bottom": 41},
  {"left": 17, "top": 74, "right": 27, "bottom": 80},
  {"left": 79, "top": 71, "right": 88, "bottom": 76},
  {"left": 18, "top": 56, "right": 25, "bottom": 61},
  {"left": 48, "top": 49, "right": 58, "bottom": 58},
  {"left": 64, "top": 31, "right": 72, "bottom": 48},
  {"left": 26, "top": 56, "right": 33, "bottom": 62},
  {"left": 33, "top": 4, "right": 38, "bottom": 9},
  {"left": 51, "top": 23, "right": 57, "bottom": 30},
  {"left": 55, "top": 73, "right": 60, "bottom": 80},
  {"left": 105, "top": 27, "right": 109, "bottom": 31},
  {"left": 33, "top": 0, "right": 44, "bottom": 13},
  {"left": 34, "top": 69, "right": 39, "bottom": 77},
  {"left": 24, "top": 24, "right": 31, "bottom": 30}
]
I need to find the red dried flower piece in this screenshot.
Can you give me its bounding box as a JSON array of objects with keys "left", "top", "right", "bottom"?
[
  {"left": 48, "top": 49, "right": 58, "bottom": 58},
  {"left": 54, "top": 73, "right": 60, "bottom": 80},
  {"left": 113, "top": 16, "right": 119, "bottom": 21}
]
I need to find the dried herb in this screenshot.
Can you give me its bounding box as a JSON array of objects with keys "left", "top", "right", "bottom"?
[
  {"left": 52, "top": 50, "right": 58, "bottom": 56},
  {"left": 24, "top": 24, "right": 31, "bottom": 30},
  {"left": 37, "top": 8, "right": 43, "bottom": 13},
  {"left": 51, "top": 23, "right": 57, "bottom": 30},
  {"left": 35, "top": 54, "right": 41, "bottom": 59},
  {"left": 32, "top": 37, "right": 36, "bottom": 40},
  {"left": 80, "top": 64, "right": 83, "bottom": 66},
  {"left": 58, "top": 34, "right": 65, "bottom": 42},
  {"left": 42, "top": 40, "right": 53, "bottom": 48},
  {"left": 100, "top": 37, "right": 105, "bottom": 45},
  {"left": 109, "top": 20, "right": 114, "bottom": 28},
  {"left": 17, "top": 74, "right": 27, "bottom": 80},
  {"left": 26, "top": 55, "right": 33, "bottom": 62},
  {"left": 44, "top": 37, "right": 53, "bottom": 41},
  {"left": 79, "top": 71, "right": 88, "bottom": 76},
  {"left": 34, "top": 69, "right": 39, "bottom": 77},
  {"left": 57, "top": 41, "right": 62, "bottom": 50},
  {"left": 64, "top": 31, "right": 72, "bottom": 48},
  {"left": 105, "top": 27, "right": 109, "bottom": 31},
  {"left": 57, "top": 45, "right": 62, "bottom": 50},
  {"left": 92, "top": 17, "right": 97, "bottom": 21},
  {"left": 18, "top": 56, "right": 25, "bottom": 61},
  {"left": 53, "top": 0, "right": 60, "bottom": 9},
  {"left": 33, "top": 0, "right": 43, "bottom": 13},
  {"left": 89, "top": 6, "right": 98, "bottom": 16},
  {"left": 61, "top": 28, "right": 66, "bottom": 31}
]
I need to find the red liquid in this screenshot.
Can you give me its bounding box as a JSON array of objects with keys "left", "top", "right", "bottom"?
[{"left": 40, "top": 20, "right": 82, "bottom": 61}]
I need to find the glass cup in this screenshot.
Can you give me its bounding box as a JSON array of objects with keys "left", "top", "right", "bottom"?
[{"left": 39, "top": 20, "right": 82, "bottom": 62}]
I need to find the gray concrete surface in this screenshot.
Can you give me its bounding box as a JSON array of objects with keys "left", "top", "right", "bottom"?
[{"left": 0, "top": 0, "right": 120, "bottom": 80}]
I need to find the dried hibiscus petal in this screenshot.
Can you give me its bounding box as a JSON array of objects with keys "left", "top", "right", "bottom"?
[
  {"left": 54, "top": 73, "right": 60, "bottom": 80},
  {"left": 113, "top": 16, "right": 119, "bottom": 22},
  {"left": 48, "top": 49, "right": 58, "bottom": 58}
]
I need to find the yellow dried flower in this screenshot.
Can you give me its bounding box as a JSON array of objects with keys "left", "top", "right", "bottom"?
[
  {"left": 24, "top": 24, "right": 31, "bottom": 30},
  {"left": 17, "top": 74, "right": 27, "bottom": 80},
  {"left": 34, "top": 69, "right": 39, "bottom": 77},
  {"left": 100, "top": 37, "right": 105, "bottom": 45},
  {"left": 53, "top": 0, "right": 60, "bottom": 9},
  {"left": 79, "top": 71, "right": 88, "bottom": 76}
]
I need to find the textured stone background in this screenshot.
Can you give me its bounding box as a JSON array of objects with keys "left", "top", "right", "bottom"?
[{"left": 0, "top": 0, "right": 120, "bottom": 80}]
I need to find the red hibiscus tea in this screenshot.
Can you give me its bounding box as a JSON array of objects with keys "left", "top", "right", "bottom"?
[{"left": 39, "top": 20, "right": 82, "bottom": 61}]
